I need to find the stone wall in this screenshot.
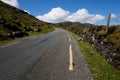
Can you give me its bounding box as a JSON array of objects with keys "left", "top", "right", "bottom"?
[{"left": 80, "top": 32, "right": 120, "bottom": 69}]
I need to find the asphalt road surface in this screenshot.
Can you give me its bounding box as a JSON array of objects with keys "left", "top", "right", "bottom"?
[{"left": 0, "top": 28, "right": 93, "bottom": 80}]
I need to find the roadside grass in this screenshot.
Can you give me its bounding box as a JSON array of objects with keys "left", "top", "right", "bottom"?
[
  {"left": 0, "top": 28, "right": 55, "bottom": 46},
  {"left": 70, "top": 32, "right": 120, "bottom": 80}
]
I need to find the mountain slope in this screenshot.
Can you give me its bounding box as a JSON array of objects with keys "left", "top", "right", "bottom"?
[{"left": 0, "top": 1, "right": 54, "bottom": 40}]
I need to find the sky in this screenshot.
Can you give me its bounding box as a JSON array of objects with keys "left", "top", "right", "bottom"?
[{"left": 1, "top": 0, "right": 120, "bottom": 25}]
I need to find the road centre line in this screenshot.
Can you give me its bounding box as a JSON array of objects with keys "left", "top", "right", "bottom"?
[
  {"left": 69, "top": 37, "right": 71, "bottom": 42},
  {"left": 69, "top": 44, "right": 74, "bottom": 71}
]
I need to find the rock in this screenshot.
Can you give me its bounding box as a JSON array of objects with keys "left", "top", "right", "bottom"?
[
  {"left": 90, "top": 52, "right": 95, "bottom": 55},
  {"left": 80, "top": 32, "right": 120, "bottom": 69}
]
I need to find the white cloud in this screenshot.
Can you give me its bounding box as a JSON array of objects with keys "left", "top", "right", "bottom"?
[
  {"left": 66, "top": 9, "right": 105, "bottom": 24},
  {"left": 36, "top": 7, "right": 105, "bottom": 24},
  {"left": 111, "top": 14, "right": 117, "bottom": 18},
  {"left": 111, "top": 14, "right": 120, "bottom": 23},
  {"left": 24, "top": 10, "right": 30, "bottom": 14},
  {"left": 36, "top": 7, "right": 70, "bottom": 23},
  {"left": 1, "top": 0, "right": 19, "bottom": 8}
]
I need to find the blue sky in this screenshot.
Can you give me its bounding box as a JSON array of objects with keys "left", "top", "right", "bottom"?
[{"left": 1, "top": 0, "right": 120, "bottom": 25}]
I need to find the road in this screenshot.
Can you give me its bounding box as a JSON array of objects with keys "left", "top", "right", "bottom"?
[{"left": 0, "top": 28, "right": 93, "bottom": 80}]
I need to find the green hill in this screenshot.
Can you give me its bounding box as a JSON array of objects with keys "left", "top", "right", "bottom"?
[{"left": 0, "top": 1, "right": 54, "bottom": 41}]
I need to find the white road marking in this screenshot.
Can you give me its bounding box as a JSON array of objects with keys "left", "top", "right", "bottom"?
[
  {"left": 69, "top": 44, "right": 74, "bottom": 71},
  {"left": 69, "top": 37, "right": 71, "bottom": 42},
  {"left": 1, "top": 42, "right": 19, "bottom": 48}
]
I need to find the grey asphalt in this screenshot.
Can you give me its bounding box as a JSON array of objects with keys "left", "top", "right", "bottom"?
[{"left": 0, "top": 28, "right": 93, "bottom": 80}]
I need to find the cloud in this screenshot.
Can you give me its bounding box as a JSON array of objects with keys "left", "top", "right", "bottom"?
[
  {"left": 111, "top": 14, "right": 120, "bottom": 22},
  {"left": 66, "top": 9, "right": 105, "bottom": 24},
  {"left": 36, "top": 7, "right": 105, "bottom": 24},
  {"left": 1, "top": 0, "right": 19, "bottom": 8},
  {"left": 24, "top": 10, "right": 30, "bottom": 14},
  {"left": 111, "top": 14, "right": 117, "bottom": 18},
  {"left": 36, "top": 7, "right": 70, "bottom": 23}
]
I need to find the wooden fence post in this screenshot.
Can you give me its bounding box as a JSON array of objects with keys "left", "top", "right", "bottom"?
[{"left": 106, "top": 14, "right": 111, "bottom": 32}]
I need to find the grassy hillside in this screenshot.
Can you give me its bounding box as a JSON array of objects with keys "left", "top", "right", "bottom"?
[
  {"left": 56, "top": 21, "right": 93, "bottom": 30},
  {"left": 0, "top": 1, "right": 54, "bottom": 41}
]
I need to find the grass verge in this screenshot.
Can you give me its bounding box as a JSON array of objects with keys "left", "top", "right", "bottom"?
[
  {"left": 70, "top": 32, "right": 120, "bottom": 80},
  {"left": 0, "top": 28, "right": 55, "bottom": 46}
]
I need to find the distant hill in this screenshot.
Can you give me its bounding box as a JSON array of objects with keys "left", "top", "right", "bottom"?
[
  {"left": 55, "top": 21, "right": 94, "bottom": 28},
  {"left": 83, "top": 23, "right": 95, "bottom": 28},
  {"left": 0, "top": 1, "right": 54, "bottom": 40},
  {"left": 54, "top": 21, "right": 94, "bottom": 34}
]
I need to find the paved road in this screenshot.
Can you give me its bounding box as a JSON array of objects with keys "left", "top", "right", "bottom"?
[{"left": 0, "top": 28, "right": 93, "bottom": 80}]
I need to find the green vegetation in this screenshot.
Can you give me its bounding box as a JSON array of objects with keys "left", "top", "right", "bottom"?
[
  {"left": 0, "top": 1, "right": 54, "bottom": 43},
  {"left": 56, "top": 22, "right": 85, "bottom": 32},
  {"left": 55, "top": 21, "right": 120, "bottom": 52},
  {"left": 89, "top": 26, "right": 120, "bottom": 51},
  {"left": 71, "top": 32, "right": 120, "bottom": 80}
]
